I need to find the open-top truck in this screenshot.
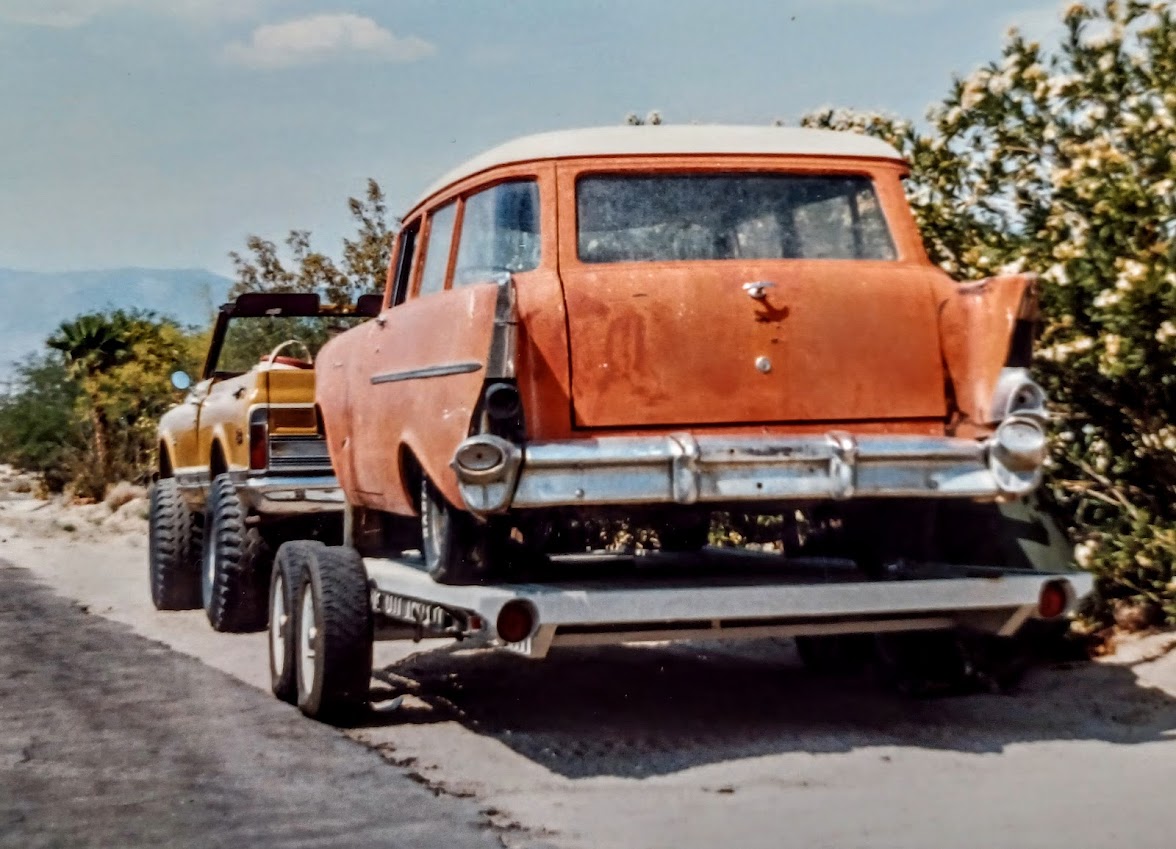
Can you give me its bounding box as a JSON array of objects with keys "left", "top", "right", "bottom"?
[
  {"left": 262, "top": 126, "right": 1092, "bottom": 722},
  {"left": 149, "top": 292, "right": 379, "bottom": 631}
]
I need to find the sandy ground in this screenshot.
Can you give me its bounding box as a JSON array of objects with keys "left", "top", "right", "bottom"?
[{"left": 3, "top": 469, "right": 1176, "bottom": 849}]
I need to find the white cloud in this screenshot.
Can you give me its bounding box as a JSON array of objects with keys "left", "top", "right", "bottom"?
[
  {"left": 223, "top": 14, "right": 435, "bottom": 69},
  {"left": 0, "top": 0, "right": 261, "bottom": 27}
]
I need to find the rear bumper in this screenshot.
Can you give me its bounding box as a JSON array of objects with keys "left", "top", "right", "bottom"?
[
  {"left": 454, "top": 426, "right": 1045, "bottom": 515},
  {"left": 230, "top": 472, "right": 345, "bottom": 516}
]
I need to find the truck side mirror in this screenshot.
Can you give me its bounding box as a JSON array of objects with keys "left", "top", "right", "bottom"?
[{"left": 170, "top": 371, "right": 192, "bottom": 391}]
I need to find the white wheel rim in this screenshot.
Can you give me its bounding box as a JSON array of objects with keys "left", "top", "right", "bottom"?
[
  {"left": 269, "top": 573, "right": 286, "bottom": 677},
  {"left": 298, "top": 583, "right": 317, "bottom": 696}
]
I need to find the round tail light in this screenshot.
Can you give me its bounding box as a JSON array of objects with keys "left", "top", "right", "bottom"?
[
  {"left": 496, "top": 600, "right": 536, "bottom": 644},
  {"left": 1038, "top": 580, "right": 1069, "bottom": 619}
]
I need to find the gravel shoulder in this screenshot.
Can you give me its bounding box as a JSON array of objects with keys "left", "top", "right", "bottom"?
[{"left": 3, "top": 474, "right": 1176, "bottom": 849}]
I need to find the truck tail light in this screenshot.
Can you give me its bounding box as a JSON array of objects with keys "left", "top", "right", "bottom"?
[{"left": 249, "top": 408, "right": 269, "bottom": 471}]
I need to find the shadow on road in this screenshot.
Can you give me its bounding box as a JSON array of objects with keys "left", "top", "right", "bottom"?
[{"left": 370, "top": 637, "right": 1176, "bottom": 778}]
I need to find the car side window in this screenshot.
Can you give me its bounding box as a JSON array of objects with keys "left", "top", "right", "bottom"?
[
  {"left": 453, "top": 180, "right": 540, "bottom": 287},
  {"left": 390, "top": 220, "right": 419, "bottom": 306},
  {"left": 418, "top": 202, "right": 457, "bottom": 297}
]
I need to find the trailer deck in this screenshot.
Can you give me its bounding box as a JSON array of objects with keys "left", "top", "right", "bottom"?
[{"left": 363, "top": 549, "right": 1093, "bottom": 658}]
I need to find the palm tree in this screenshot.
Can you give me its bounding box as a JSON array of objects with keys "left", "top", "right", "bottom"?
[{"left": 47, "top": 312, "right": 136, "bottom": 481}]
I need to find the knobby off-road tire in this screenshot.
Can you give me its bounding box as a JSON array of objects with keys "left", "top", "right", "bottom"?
[
  {"left": 295, "top": 544, "right": 373, "bottom": 723},
  {"left": 148, "top": 478, "right": 201, "bottom": 610},
  {"left": 268, "top": 542, "right": 308, "bottom": 704},
  {"left": 420, "top": 477, "right": 504, "bottom": 585},
  {"left": 203, "top": 474, "right": 272, "bottom": 633}
]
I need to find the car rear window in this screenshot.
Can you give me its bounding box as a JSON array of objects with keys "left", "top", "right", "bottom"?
[{"left": 576, "top": 173, "right": 896, "bottom": 263}]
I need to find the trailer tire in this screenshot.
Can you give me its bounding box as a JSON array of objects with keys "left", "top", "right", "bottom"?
[
  {"left": 268, "top": 542, "right": 310, "bottom": 704},
  {"left": 148, "top": 479, "right": 201, "bottom": 610},
  {"left": 296, "top": 544, "right": 372, "bottom": 723},
  {"left": 203, "top": 474, "right": 271, "bottom": 632},
  {"left": 875, "top": 630, "right": 971, "bottom": 697},
  {"left": 420, "top": 477, "right": 504, "bottom": 585}
]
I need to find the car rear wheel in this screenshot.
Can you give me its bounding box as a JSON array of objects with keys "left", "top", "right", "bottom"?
[
  {"left": 148, "top": 478, "right": 201, "bottom": 610},
  {"left": 655, "top": 515, "right": 711, "bottom": 552},
  {"left": 203, "top": 474, "right": 271, "bottom": 632},
  {"left": 420, "top": 477, "right": 505, "bottom": 585}
]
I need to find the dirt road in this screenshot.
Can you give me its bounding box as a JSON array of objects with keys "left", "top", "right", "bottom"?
[
  {"left": 2, "top": 490, "right": 1176, "bottom": 849},
  {"left": 0, "top": 564, "right": 521, "bottom": 849}
]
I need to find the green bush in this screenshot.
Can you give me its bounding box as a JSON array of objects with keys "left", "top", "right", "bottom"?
[{"left": 802, "top": 0, "right": 1176, "bottom": 626}]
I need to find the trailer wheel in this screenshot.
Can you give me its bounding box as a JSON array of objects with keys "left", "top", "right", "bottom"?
[
  {"left": 420, "top": 477, "right": 504, "bottom": 585},
  {"left": 148, "top": 478, "right": 201, "bottom": 610},
  {"left": 296, "top": 544, "right": 373, "bottom": 723},
  {"left": 202, "top": 474, "right": 271, "bottom": 632},
  {"left": 875, "top": 630, "right": 972, "bottom": 697},
  {"left": 268, "top": 541, "right": 311, "bottom": 704}
]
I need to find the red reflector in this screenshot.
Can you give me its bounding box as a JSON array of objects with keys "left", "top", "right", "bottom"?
[
  {"left": 1038, "top": 581, "right": 1068, "bottom": 619},
  {"left": 496, "top": 600, "right": 535, "bottom": 644},
  {"left": 249, "top": 421, "right": 268, "bottom": 470}
]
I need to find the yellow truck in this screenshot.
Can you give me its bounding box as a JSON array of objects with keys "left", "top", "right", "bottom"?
[{"left": 148, "top": 292, "right": 378, "bottom": 631}]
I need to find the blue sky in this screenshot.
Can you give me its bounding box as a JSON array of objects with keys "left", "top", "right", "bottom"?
[{"left": 0, "top": 0, "right": 1066, "bottom": 276}]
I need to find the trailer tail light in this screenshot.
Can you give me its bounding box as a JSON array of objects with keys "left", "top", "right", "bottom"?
[
  {"left": 496, "top": 600, "right": 536, "bottom": 644},
  {"left": 1038, "top": 580, "right": 1068, "bottom": 619},
  {"left": 249, "top": 408, "right": 269, "bottom": 471}
]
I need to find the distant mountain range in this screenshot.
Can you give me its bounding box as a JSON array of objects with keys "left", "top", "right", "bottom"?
[{"left": 0, "top": 267, "right": 234, "bottom": 376}]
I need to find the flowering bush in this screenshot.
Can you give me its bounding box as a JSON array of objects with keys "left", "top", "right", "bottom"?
[{"left": 804, "top": 1, "right": 1176, "bottom": 626}]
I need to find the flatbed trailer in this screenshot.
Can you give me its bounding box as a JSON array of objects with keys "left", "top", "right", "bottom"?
[{"left": 266, "top": 543, "right": 1094, "bottom": 722}]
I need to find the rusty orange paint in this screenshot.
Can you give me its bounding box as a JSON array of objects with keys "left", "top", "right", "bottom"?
[{"left": 936, "top": 273, "right": 1039, "bottom": 427}]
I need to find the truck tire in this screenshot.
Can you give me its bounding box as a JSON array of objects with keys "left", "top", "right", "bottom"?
[
  {"left": 295, "top": 544, "right": 372, "bottom": 723},
  {"left": 268, "top": 541, "right": 309, "bottom": 704},
  {"left": 202, "top": 474, "right": 271, "bottom": 632},
  {"left": 420, "top": 476, "right": 502, "bottom": 585},
  {"left": 148, "top": 478, "right": 201, "bottom": 610}
]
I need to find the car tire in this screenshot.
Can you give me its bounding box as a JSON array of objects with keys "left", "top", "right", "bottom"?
[
  {"left": 295, "top": 544, "right": 372, "bottom": 723},
  {"left": 269, "top": 541, "right": 309, "bottom": 704},
  {"left": 420, "top": 476, "right": 503, "bottom": 585},
  {"left": 148, "top": 478, "right": 201, "bottom": 610},
  {"left": 655, "top": 515, "right": 711, "bottom": 552},
  {"left": 202, "top": 473, "right": 271, "bottom": 632}
]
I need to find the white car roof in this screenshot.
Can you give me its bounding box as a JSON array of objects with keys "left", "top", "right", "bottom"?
[{"left": 409, "top": 125, "right": 905, "bottom": 212}]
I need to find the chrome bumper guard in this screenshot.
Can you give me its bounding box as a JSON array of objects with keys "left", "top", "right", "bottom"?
[
  {"left": 453, "top": 423, "right": 1046, "bottom": 515},
  {"left": 230, "top": 472, "right": 346, "bottom": 516}
]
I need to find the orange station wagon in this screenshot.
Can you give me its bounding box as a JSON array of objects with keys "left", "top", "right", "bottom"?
[{"left": 317, "top": 126, "right": 1050, "bottom": 586}]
